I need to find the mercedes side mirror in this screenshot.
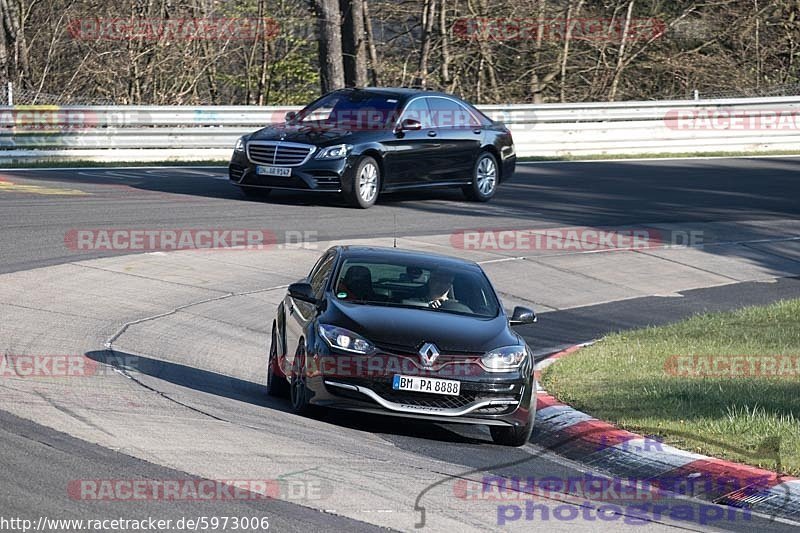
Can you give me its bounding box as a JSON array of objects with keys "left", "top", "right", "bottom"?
[{"left": 397, "top": 118, "right": 422, "bottom": 132}]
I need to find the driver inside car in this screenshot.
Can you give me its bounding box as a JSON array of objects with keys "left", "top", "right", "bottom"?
[
  {"left": 402, "top": 270, "right": 473, "bottom": 313},
  {"left": 427, "top": 271, "right": 454, "bottom": 309}
]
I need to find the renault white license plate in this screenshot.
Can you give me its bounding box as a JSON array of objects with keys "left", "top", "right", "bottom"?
[
  {"left": 256, "top": 165, "right": 291, "bottom": 177},
  {"left": 392, "top": 375, "right": 460, "bottom": 396}
]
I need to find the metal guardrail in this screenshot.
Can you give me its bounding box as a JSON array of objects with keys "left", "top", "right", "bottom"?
[{"left": 1, "top": 96, "right": 799, "bottom": 162}]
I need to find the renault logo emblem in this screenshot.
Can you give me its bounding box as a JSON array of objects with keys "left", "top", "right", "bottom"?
[{"left": 419, "top": 343, "right": 440, "bottom": 367}]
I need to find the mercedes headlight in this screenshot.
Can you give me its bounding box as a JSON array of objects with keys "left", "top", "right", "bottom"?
[
  {"left": 319, "top": 324, "right": 375, "bottom": 354},
  {"left": 481, "top": 345, "right": 528, "bottom": 372},
  {"left": 234, "top": 137, "right": 246, "bottom": 153},
  {"left": 315, "top": 144, "right": 352, "bottom": 160}
]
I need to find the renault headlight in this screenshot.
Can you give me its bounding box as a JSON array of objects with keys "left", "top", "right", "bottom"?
[
  {"left": 315, "top": 144, "right": 352, "bottom": 160},
  {"left": 481, "top": 345, "right": 528, "bottom": 372},
  {"left": 319, "top": 324, "right": 375, "bottom": 354}
]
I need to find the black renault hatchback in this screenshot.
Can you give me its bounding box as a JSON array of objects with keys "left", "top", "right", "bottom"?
[
  {"left": 267, "top": 246, "right": 538, "bottom": 446},
  {"left": 229, "top": 88, "right": 516, "bottom": 208}
]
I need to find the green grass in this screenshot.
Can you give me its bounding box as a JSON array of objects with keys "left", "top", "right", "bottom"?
[
  {"left": 519, "top": 149, "right": 800, "bottom": 162},
  {"left": 541, "top": 299, "right": 800, "bottom": 475},
  {"left": 0, "top": 160, "right": 228, "bottom": 169}
]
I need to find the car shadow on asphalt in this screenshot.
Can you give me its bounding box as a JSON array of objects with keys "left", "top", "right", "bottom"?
[
  {"left": 9, "top": 167, "right": 490, "bottom": 210},
  {"left": 84, "top": 349, "right": 490, "bottom": 445},
  {"left": 316, "top": 408, "right": 489, "bottom": 445},
  {"left": 84, "top": 349, "right": 291, "bottom": 412}
]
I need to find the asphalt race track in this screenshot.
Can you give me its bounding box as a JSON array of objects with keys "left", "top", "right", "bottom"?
[
  {"left": 1, "top": 157, "right": 800, "bottom": 532},
  {"left": 3, "top": 157, "right": 800, "bottom": 274}
]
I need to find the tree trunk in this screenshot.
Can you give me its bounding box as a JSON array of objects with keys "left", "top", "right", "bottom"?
[
  {"left": 313, "top": 0, "right": 345, "bottom": 93},
  {"left": 753, "top": 0, "right": 761, "bottom": 91},
  {"left": 560, "top": 0, "right": 585, "bottom": 103},
  {"left": 256, "top": 0, "right": 272, "bottom": 105},
  {"left": 341, "top": 0, "right": 368, "bottom": 87},
  {"left": 0, "top": 0, "right": 31, "bottom": 88},
  {"left": 475, "top": 0, "right": 499, "bottom": 101},
  {"left": 195, "top": 0, "right": 219, "bottom": 105},
  {"left": 362, "top": 0, "right": 380, "bottom": 85},
  {"left": 609, "top": 0, "right": 635, "bottom": 102},
  {"left": 257, "top": 31, "right": 273, "bottom": 105},
  {"left": 0, "top": 9, "right": 8, "bottom": 84},
  {"left": 415, "top": 0, "right": 435, "bottom": 87},
  {"left": 439, "top": 0, "right": 451, "bottom": 87},
  {"left": 528, "top": 0, "right": 547, "bottom": 103}
]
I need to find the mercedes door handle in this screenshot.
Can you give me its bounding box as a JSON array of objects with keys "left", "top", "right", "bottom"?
[{"left": 427, "top": 130, "right": 437, "bottom": 137}]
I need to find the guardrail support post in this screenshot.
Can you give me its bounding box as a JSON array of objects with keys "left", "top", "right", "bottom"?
[{"left": 6, "top": 82, "right": 12, "bottom": 106}]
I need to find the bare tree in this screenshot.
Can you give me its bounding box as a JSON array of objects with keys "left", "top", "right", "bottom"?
[
  {"left": 341, "top": 0, "right": 368, "bottom": 87},
  {"left": 6, "top": 0, "right": 800, "bottom": 105},
  {"left": 414, "top": 0, "right": 436, "bottom": 87},
  {"left": 560, "top": 0, "right": 585, "bottom": 102},
  {"left": 528, "top": 0, "right": 549, "bottom": 103},
  {"left": 473, "top": 0, "right": 499, "bottom": 102},
  {"left": 0, "top": 0, "right": 32, "bottom": 87},
  {"left": 312, "top": 0, "right": 345, "bottom": 92},
  {"left": 438, "top": 0, "right": 452, "bottom": 88},
  {"left": 363, "top": 0, "right": 380, "bottom": 85},
  {"left": 608, "top": 0, "right": 635, "bottom": 101}
]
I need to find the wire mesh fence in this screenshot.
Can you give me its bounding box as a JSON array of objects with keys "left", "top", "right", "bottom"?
[
  {"left": 1, "top": 86, "right": 118, "bottom": 106},
  {"left": 688, "top": 83, "right": 800, "bottom": 101},
  {"left": 2, "top": 81, "right": 800, "bottom": 107}
]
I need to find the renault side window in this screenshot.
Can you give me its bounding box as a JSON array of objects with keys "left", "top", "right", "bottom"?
[{"left": 309, "top": 252, "right": 336, "bottom": 298}]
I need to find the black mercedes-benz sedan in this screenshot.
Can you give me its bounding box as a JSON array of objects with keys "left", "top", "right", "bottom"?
[
  {"left": 267, "top": 246, "right": 538, "bottom": 446},
  {"left": 229, "top": 87, "right": 516, "bottom": 208}
]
